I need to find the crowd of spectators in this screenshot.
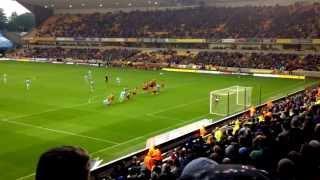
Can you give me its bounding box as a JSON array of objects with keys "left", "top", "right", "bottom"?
[
  {"left": 126, "top": 50, "right": 195, "bottom": 64},
  {"left": 13, "top": 48, "right": 320, "bottom": 71},
  {"left": 195, "top": 52, "right": 320, "bottom": 71},
  {"left": 127, "top": 51, "right": 320, "bottom": 71},
  {"left": 35, "top": 3, "right": 320, "bottom": 39},
  {"left": 14, "top": 47, "right": 140, "bottom": 61},
  {"left": 37, "top": 86, "right": 320, "bottom": 180}
]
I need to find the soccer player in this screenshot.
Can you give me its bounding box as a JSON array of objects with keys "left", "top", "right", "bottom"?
[
  {"left": 142, "top": 82, "right": 148, "bottom": 91},
  {"left": 126, "top": 89, "right": 131, "bottom": 100},
  {"left": 156, "top": 83, "right": 161, "bottom": 93},
  {"left": 102, "top": 98, "right": 111, "bottom": 106},
  {"left": 89, "top": 80, "right": 95, "bottom": 92},
  {"left": 149, "top": 80, "right": 156, "bottom": 88},
  {"left": 119, "top": 89, "right": 126, "bottom": 102},
  {"left": 116, "top": 77, "right": 121, "bottom": 85},
  {"left": 25, "top": 79, "right": 32, "bottom": 90},
  {"left": 132, "top": 87, "right": 138, "bottom": 96},
  {"left": 105, "top": 75, "right": 109, "bottom": 83},
  {"left": 88, "top": 70, "right": 92, "bottom": 78},
  {"left": 2, "top": 73, "right": 7, "bottom": 84},
  {"left": 103, "top": 94, "right": 114, "bottom": 106}
]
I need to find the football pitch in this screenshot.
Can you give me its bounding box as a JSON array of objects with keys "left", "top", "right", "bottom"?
[{"left": 0, "top": 61, "right": 317, "bottom": 180}]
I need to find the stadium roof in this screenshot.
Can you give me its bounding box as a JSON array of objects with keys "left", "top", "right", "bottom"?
[
  {"left": 17, "top": 0, "right": 200, "bottom": 10},
  {"left": 16, "top": 0, "right": 316, "bottom": 25},
  {"left": 17, "top": 0, "right": 315, "bottom": 12},
  {"left": 0, "top": 33, "right": 13, "bottom": 50}
]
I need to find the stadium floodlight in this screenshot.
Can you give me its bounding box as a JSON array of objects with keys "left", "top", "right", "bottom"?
[{"left": 209, "top": 86, "right": 252, "bottom": 116}]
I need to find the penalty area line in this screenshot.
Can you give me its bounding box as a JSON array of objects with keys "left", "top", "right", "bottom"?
[{"left": 6, "top": 94, "right": 104, "bottom": 123}]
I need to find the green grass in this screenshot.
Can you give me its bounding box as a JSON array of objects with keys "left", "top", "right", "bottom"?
[{"left": 0, "top": 61, "right": 317, "bottom": 180}]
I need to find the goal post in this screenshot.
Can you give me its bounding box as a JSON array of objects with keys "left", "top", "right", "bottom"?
[{"left": 210, "top": 86, "right": 252, "bottom": 116}]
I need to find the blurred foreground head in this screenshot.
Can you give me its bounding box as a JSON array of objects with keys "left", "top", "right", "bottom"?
[
  {"left": 36, "top": 146, "right": 90, "bottom": 180},
  {"left": 180, "top": 157, "right": 270, "bottom": 180}
]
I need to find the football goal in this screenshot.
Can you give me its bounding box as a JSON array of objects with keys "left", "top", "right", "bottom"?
[{"left": 210, "top": 86, "right": 252, "bottom": 116}]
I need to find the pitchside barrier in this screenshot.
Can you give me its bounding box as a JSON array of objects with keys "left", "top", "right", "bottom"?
[
  {"left": 162, "top": 68, "right": 306, "bottom": 80},
  {"left": 90, "top": 82, "right": 319, "bottom": 180},
  {"left": 3, "top": 58, "right": 320, "bottom": 78}
]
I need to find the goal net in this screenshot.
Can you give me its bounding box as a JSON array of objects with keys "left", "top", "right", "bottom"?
[{"left": 210, "top": 86, "right": 252, "bottom": 116}]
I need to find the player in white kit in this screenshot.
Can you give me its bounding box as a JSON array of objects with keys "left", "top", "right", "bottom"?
[
  {"left": 25, "top": 79, "right": 32, "bottom": 90},
  {"left": 116, "top": 77, "right": 121, "bottom": 85},
  {"left": 2, "top": 73, "right": 7, "bottom": 84}
]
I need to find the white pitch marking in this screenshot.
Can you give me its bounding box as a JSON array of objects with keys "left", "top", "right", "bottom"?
[
  {"left": 16, "top": 173, "right": 35, "bottom": 180},
  {"left": 1, "top": 119, "right": 119, "bottom": 145},
  {"left": 6, "top": 94, "right": 104, "bottom": 122},
  {"left": 90, "top": 112, "right": 209, "bottom": 156}
]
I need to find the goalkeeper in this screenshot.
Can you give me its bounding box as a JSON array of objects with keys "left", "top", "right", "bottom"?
[{"left": 215, "top": 95, "right": 220, "bottom": 103}]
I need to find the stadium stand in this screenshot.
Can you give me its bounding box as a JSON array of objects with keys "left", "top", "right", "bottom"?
[
  {"left": 13, "top": 3, "right": 320, "bottom": 73},
  {"left": 32, "top": 4, "right": 320, "bottom": 38},
  {"left": 14, "top": 47, "right": 140, "bottom": 61}
]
